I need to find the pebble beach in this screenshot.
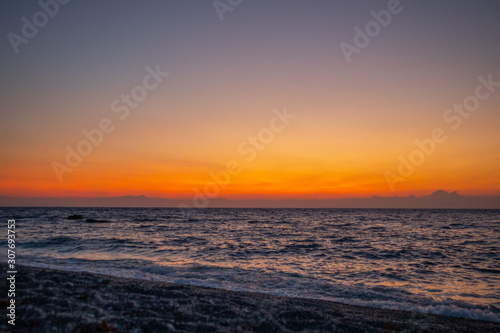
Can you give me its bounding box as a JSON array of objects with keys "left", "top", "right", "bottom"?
[{"left": 4, "top": 263, "right": 499, "bottom": 333}]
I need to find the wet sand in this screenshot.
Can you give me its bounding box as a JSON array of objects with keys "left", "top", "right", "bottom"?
[{"left": 2, "top": 264, "right": 499, "bottom": 332}]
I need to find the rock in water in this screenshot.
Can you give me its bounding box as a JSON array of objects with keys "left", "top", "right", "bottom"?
[{"left": 67, "top": 214, "right": 84, "bottom": 220}]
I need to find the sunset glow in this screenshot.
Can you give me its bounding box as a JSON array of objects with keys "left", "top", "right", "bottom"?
[{"left": 1, "top": 1, "right": 499, "bottom": 205}]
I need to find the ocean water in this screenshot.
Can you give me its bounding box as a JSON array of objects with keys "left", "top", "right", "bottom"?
[{"left": 1, "top": 207, "right": 499, "bottom": 322}]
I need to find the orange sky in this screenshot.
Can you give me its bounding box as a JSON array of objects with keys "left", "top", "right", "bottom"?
[{"left": 1, "top": 1, "right": 499, "bottom": 201}]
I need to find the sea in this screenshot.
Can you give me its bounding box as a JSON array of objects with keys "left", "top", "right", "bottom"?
[{"left": 1, "top": 207, "right": 499, "bottom": 322}]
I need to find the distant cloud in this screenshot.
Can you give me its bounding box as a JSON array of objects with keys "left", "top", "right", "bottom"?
[{"left": 1, "top": 191, "right": 499, "bottom": 209}]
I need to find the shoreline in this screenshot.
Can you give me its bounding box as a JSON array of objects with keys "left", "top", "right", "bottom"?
[{"left": 3, "top": 264, "right": 499, "bottom": 332}]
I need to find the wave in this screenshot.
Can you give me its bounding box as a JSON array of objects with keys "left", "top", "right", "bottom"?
[{"left": 17, "top": 258, "right": 500, "bottom": 323}]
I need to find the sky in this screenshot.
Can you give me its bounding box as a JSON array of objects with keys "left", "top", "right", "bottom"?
[{"left": 1, "top": 0, "right": 499, "bottom": 205}]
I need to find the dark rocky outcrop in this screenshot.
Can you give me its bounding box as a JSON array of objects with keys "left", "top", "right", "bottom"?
[{"left": 67, "top": 214, "right": 84, "bottom": 220}]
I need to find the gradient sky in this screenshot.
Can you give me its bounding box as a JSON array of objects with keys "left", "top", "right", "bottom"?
[{"left": 1, "top": 0, "right": 499, "bottom": 201}]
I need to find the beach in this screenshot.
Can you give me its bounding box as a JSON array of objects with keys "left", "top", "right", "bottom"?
[{"left": 4, "top": 264, "right": 498, "bottom": 333}]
